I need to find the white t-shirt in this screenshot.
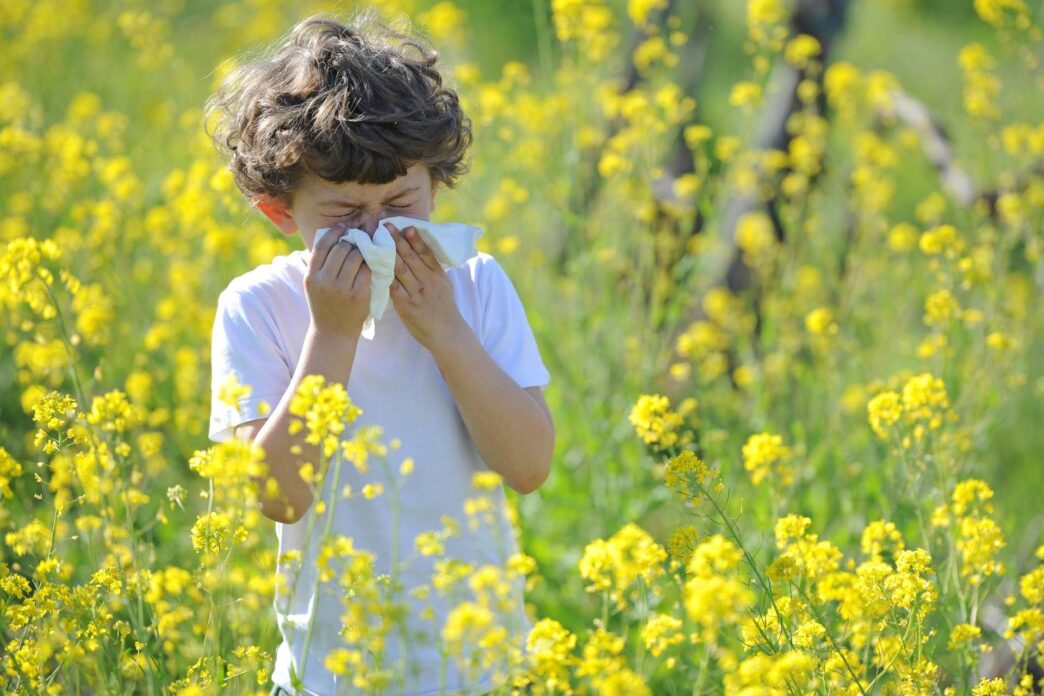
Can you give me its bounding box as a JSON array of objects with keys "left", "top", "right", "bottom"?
[{"left": 208, "top": 248, "right": 551, "bottom": 696}]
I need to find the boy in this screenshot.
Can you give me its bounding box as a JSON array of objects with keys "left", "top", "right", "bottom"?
[{"left": 203, "top": 11, "right": 555, "bottom": 696}]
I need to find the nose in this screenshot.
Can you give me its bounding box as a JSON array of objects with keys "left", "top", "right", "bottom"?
[{"left": 356, "top": 211, "right": 380, "bottom": 238}]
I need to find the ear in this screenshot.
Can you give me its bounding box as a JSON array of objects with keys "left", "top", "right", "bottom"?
[
  {"left": 429, "top": 185, "right": 438, "bottom": 212},
  {"left": 253, "top": 194, "right": 297, "bottom": 236}
]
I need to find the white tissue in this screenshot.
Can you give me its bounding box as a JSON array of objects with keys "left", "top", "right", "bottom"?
[
  {"left": 378, "top": 216, "right": 485, "bottom": 269},
  {"left": 311, "top": 215, "right": 484, "bottom": 340}
]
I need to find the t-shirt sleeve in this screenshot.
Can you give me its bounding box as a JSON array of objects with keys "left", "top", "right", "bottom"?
[
  {"left": 208, "top": 286, "right": 293, "bottom": 442},
  {"left": 477, "top": 256, "right": 551, "bottom": 389}
]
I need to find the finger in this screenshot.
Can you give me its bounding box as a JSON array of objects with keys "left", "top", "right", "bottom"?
[
  {"left": 403, "top": 226, "right": 439, "bottom": 271},
  {"left": 386, "top": 223, "right": 423, "bottom": 290},
  {"left": 390, "top": 277, "right": 411, "bottom": 302},
  {"left": 393, "top": 251, "right": 422, "bottom": 294},
  {"left": 336, "top": 246, "right": 365, "bottom": 284},
  {"left": 309, "top": 222, "right": 348, "bottom": 273},
  {"left": 318, "top": 239, "right": 352, "bottom": 282},
  {"left": 386, "top": 222, "right": 424, "bottom": 275},
  {"left": 350, "top": 256, "right": 372, "bottom": 292}
]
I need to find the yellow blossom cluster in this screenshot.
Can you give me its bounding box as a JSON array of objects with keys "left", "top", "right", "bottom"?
[
  {"left": 741, "top": 432, "right": 793, "bottom": 486},
  {"left": 867, "top": 371, "right": 956, "bottom": 445},
  {"left": 288, "top": 374, "right": 363, "bottom": 458},
  {"left": 579, "top": 523, "right": 667, "bottom": 612},
  {"left": 662, "top": 449, "right": 716, "bottom": 502},
  {"left": 1, "top": 0, "right": 1042, "bottom": 692},
  {"left": 628, "top": 393, "right": 693, "bottom": 451},
  {"left": 550, "top": 0, "right": 618, "bottom": 62},
  {"left": 933, "top": 479, "right": 1007, "bottom": 585},
  {"left": 958, "top": 43, "right": 1001, "bottom": 121}
]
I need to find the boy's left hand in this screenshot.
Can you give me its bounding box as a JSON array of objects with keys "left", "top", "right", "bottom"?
[{"left": 386, "top": 222, "right": 468, "bottom": 353}]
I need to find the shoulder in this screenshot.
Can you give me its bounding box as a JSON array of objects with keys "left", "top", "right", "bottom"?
[
  {"left": 217, "top": 250, "right": 308, "bottom": 312},
  {"left": 449, "top": 251, "right": 512, "bottom": 292}
]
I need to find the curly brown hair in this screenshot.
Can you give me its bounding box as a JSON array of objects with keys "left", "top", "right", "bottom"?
[{"left": 203, "top": 9, "right": 472, "bottom": 205}]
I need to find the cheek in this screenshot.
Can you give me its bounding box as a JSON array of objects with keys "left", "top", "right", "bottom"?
[{"left": 401, "top": 203, "right": 431, "bottom": 219}]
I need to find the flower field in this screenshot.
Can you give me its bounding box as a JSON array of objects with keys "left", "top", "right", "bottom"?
[{"left": 1, "top": 0, "right": 1042, "bottom": 694}]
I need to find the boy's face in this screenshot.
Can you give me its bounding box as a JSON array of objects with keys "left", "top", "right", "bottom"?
[{"left": 253, "top": 163, "right": 437, "bottom": 249}]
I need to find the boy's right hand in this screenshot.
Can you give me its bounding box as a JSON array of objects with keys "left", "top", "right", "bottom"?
[{"left": 305, "top": 223, "right": 371, "bottom": 339}]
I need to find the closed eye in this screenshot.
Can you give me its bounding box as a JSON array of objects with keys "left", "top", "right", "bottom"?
[{"left": 333, "top": 202, "right": 415, "bottom": 219}]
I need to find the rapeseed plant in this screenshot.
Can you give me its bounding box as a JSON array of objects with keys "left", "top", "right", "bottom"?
[{"left": 2, "top": 0, "right": 1042, "bottom": 693}]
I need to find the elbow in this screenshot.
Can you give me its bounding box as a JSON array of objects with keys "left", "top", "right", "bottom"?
[
  {"left": 514, "top": 430, "right": 555, "bottom": 495},
  {"left": 259, "top": 493, "right": 313, "bottom": 525},
  {"left": 515, "top": 466, "right": 549, "bottom": 495}
]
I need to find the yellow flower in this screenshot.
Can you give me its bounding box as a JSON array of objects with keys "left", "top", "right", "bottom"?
[
  {"left": 576, "top": 627, "right": 626, "bottom": 678},
  {"left": 861, "top": 520, "right": 905, "bottom": 560},
  {"left": 900, "top": 372, "right": 951, "bottom": 435},
  {"left": 972, "top": 677, "right": 1008, "bottom": 696},
  {"left": 687, "top": 534, "right": 743, "bottom": 577},
  {"left": 627, "top": 0, "right": 668, "bottom": 26},
  {"left": 190, "top": 511, "right": 246, "bottom": 556},
  {"left": 919, "top": 224, "right": 964, "bottom": 256},
  {"left": 629, "top": 394, "right": 685, "bottom": 451},
  {"left": 441, "top": 601, "right": 498, "bottom": 655},
  {"left": 770, "top": 516, "right": 842, "bottom": 582},
  {"left": 951, "top": 478, "right": 994, "bottom": 517},
  {"left": 729, "top": 81, "right": 763, "bottom": 108},
  {"left": 663, "top": 450, "right": 712, "bottom": 498},
  {"left": 666, "top": 525, "right": 699, "bottom": 564},
  {"left": 525, "top": 618, "right": 577, "bottom": 689},
  {"left": 741, "top": 432, "right": 793, "bottom": 486},
  {"left": 948, "top": 623, "right": 982, "bottom": 650},
  {"left": 86, "top": 390, "right": 140, "bottom": 435},
  {"left": 784, "top": 35, "right": 821, "bottom": 68},
  {"left": 633, "top": 35, "right": 672, "bottom": 72},
  {"left": 974, "top": 0, "right": 1030, "bottom": 28},
  {"left": 0, "top": 447, "right": 23, "bottom": 500},
  {"left": 747, "top": 0, "right": 787, "bottom": 45},
  {"left": 471, "top": 471, "right": 502, "bottom": 490},
  {"left": 887, "top": 222, "right": 918, "bottom": 251},
  {"left": 684, "top": 544, "right": 753, "bottom": 642},
  {"left": 736, "top": 211, "right": 778, "bottom": 266},
  {"left": 551, "top": 0, "right": 617, "bottom": 61},
  {"left": 579, "top": 523, "right": 667, "bottom": 611},
  {"left": 419, "top": 1, "right": 467, "bottom": 41},
  {"left": 867, "top": 390, "right": 902, "bottom": 439},
  {"left": 415, "top": 531, "right": 445, "bottom": 557},
  {"left": 1020, "top": 565, "right": 1044, "bottom": 604},
  {"left": 804, "top": 307, "right": 837, "bottom": 335},
  {"left": 188, "top": 440, "right": 266, "bottom": 486},
  {"left": 924, "top": 289, "right": 961, "bottom": 326},
  {"left": 792, "top": 621, "right": 826, "bottom": 649},
  {"left": 956, "top": 515, "right": 1006, "bottom": 584},
  {"left": 324, "top": 647, "right": 364, "bottom": 677},
  {"left": 217, "top": 373, "right": 251, "bottom": 410},
  {"left": 289, "top": 375, "right": 362, "bottom": 458},
  {"left": 641, "top": 613, "right": 683, "bottom": 656},
  {"left": 774, "top": 515, "right": 812, "bottom": 549}
]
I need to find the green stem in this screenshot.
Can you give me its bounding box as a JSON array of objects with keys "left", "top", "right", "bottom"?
[
  {"left": 696, "top": 479, "right": 792, "bottom": 648},
  {"left": 299, "top": 447, "right": 345, "bottom": 677}
]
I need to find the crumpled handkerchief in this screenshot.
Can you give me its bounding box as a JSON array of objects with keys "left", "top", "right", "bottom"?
[{"left": 311, "top": 215, "right": 484, "bottom": 340}]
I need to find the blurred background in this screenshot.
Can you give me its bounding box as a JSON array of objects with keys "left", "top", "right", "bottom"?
[{"left": 1, "top": 0, "right": 1042, "bottom": 692}]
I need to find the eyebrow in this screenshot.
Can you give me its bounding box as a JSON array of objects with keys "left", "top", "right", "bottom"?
[{"left": 319, "top": 186, "right": 420, "bottom": 207}]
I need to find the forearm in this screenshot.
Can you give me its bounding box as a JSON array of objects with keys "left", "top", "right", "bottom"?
[
  {"left": 429, "top": 326, "right": 554, "bottom": 494},
  {"left": 252, "top": 324, "right": 359, "bottom": 523}
]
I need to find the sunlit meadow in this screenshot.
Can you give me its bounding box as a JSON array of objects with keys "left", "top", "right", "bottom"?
[{"left": 1, "top": 0, "right": 1043, "bottom": 693}]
